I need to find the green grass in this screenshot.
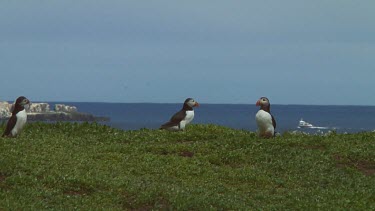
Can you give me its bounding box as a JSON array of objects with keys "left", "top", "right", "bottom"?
[{"left": 0, "top": 122, "right": 374, "bottom": 210}]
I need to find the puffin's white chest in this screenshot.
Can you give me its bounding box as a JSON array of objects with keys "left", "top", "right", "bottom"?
[
  {"left": 178, "top": 110, "right": 194, "bottom": 130},
  {"left": 184, "top": 110, "right": 195, "bottom": 124},
  {"left": 11, "top": 109, "right": 27, "bottom": 136},
  {"left": 255, "top": 110, "right": 274, "bottom": 136}
]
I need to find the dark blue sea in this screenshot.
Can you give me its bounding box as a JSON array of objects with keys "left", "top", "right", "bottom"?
[{"left": 50, "top": 102, "right": 375, "bottom": 134}]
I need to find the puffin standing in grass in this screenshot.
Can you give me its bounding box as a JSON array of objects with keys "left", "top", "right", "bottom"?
[
  {"left": 2, "top": 96, "right": 30, "bottom": 138},
  {"left": 255, "top": 97, "right": 276, "bottom": 138},
  {"left": 160, "top": 98, "right": 199, "bottom": 131}
]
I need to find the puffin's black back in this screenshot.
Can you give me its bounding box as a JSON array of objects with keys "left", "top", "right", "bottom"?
[{"left": 2, "top": 116, "right": 17, "bottom": 137}]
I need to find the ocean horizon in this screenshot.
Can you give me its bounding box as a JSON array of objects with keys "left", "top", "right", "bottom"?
[{"left": 31, "top": 102, "right": 375, "bottom": 134}]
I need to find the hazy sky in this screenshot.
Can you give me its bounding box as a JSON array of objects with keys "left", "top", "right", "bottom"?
[{"left": 1, "top": 1, "right": 374, "bottom": 105}]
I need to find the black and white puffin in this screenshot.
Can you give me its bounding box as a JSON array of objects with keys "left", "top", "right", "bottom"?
[
  {"left": 255, "top": 97, "right": 276, "bottom": 138},
  {"left": 160, "top": 98, "right": 199, "bottom": 131},
  {"left": 2, "top": 96, "right": 30, "bottom": 138}
]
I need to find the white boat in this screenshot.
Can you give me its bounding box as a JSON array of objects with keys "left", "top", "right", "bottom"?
[{"left": 298, "top": 119, "right": 314, "bottom": 128}]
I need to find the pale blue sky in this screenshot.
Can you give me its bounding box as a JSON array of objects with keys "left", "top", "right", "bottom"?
[{"left": 1, "top": 1, "right": 374, "bottom": 105}]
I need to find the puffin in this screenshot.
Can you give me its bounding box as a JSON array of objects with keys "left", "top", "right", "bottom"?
[
  {"left": 2, "top": 96, "right": 30, "bottom": 138},
  {"left": 255, "top": 97, "right": 276, "bottom": 138},
  {"left": 160, "top": 98, "right": 199, "bottom": 131}
]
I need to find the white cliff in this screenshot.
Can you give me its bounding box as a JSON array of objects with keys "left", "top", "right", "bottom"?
[
  {"left": 28, "top": 103, "right": 51, "bottom": 113},
  {"left": 54, "top": 104, "right": 77, "bottom": 113},
  {"left": 0, "top": 102, "right": 12, "bottom": 118}
]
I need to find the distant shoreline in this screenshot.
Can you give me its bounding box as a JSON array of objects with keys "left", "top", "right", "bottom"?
[{"left": 0, "top": 102, "right": 109, "bottom": 122}]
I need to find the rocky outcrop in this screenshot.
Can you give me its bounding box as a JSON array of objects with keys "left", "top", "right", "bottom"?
[
  {"left": 0, "top": 102, "right": 109, "bottom": 122},
  {"left": 54, "top": 104, "right": 77, "bottom": 113},
  {"left": 28, "top": 103, "right": 51, "bottom": 113},
  {"left": 0, "top": 102, "right": 12, "bottom": 118}
]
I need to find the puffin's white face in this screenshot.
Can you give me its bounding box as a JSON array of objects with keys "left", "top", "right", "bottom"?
[
  {"left": 185, "top": 98, "right": 199, "bottom": 108},
  {"left": 20, "top": 98, "right": 30, "bottom": 106},
  {"left": 256, "top": 97, "right": 270, "bottom": 107}
]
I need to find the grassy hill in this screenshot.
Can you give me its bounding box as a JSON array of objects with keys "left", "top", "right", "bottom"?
[{"left": 0, "top": 122, "right": 374, "bottom": 210}]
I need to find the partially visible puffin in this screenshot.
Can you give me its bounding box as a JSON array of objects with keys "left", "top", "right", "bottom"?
[
  {"left": 160, "top": 98, "right": 199, "bottom": 131},
  {"left": 255, "top": 97, "right": 276, "bottom": 138},
  {"left": 2, "top": 96, "right": 30, "bottom": 138}
]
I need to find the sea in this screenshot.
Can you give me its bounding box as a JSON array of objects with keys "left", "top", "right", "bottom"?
[{"left": 48, "top": 102, "right": 375, "bottom": 134}]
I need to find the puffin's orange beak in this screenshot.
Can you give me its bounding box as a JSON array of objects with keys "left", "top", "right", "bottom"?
[
  {"left": 195, "top": 102, "right": 200, "bottom": 107},
  {"left": 256, "top": 100, "right": 260, "bottom": 106}
]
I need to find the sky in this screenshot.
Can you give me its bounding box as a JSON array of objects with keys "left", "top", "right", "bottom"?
[{"left": 0, "top": 1, "right": 374, "bottom": 105}]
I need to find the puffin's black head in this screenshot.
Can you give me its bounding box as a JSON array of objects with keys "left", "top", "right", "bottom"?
[
  {"left": 183, "top": 98, "right": 199, "bottom": 110},
  {"left": 15, "top": 96, "right": 30, "bottom": 106},
  {"left": 256, "top": 97, "right": 271, "bottom": 112},
  {"left": 13, "top": 96, "right": 30, "bottom": 113}
]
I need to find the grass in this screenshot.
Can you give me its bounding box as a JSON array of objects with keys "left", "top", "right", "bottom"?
[{"left": 0, "top": 122, "right": 374, "bottom": 210}]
